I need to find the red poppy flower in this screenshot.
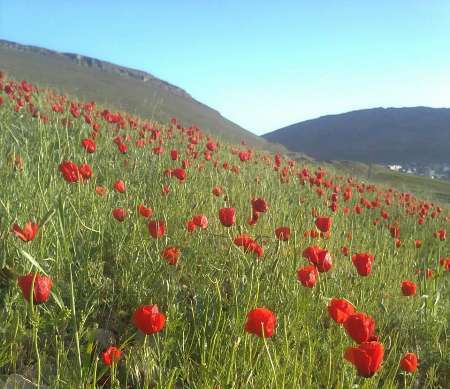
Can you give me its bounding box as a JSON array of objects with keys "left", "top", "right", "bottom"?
[
  {"left": 417, "top": 268, "right": 433, "bottom": 279},
  {"left": 399, "top": 352, "right": 418, "bottom": 373},
  {"left": 244, "top": 307, "right": 277, "bottom": 337},
  {"left": 212, "top": 187, "right": 222, "bottom": 196},
  {"left": 148, "top": 220, "right": 165, "bottom": 238},
  {"left": 79, "top": 163, "right": 92, "bottom": 180},
  {"left": 152, "top": 146, "right": 164, "bottom": 154},
  {"left": 186, "top": 219, "right": 196, "bottom": 232},
  {"left": 219, "top": 208, "right": 235, "bottom": 227},
  {"left": 81, "top": 138, "right": 96, "bottom": 153},
  {"left": 302, "top": 246, "right": 333, "bottom": 272},
  {"left": 327, "top": 298, "right": 356, "bottom": 324},
  {"left": 206, "top": 141, "right": 217, "bottom": 151},
  {"left": 117, "top": 142, "right": 127, "bottom": 154},
  {"left": 344, "top": 341, "right": 384, "bottom": 377},
  {"left": 440, "top": 258, "right": 450, "bottom": 272},
  {"left": 132, "top": 304, "right": 166, "bottom": 334},
  {"left": 112, "top": 208, "right": 127, "bottom": 222},
  {"left": 233, "top": 234, "right": 263, "bottom": 257},
  {"left": 401, "top": 280, "right": 416, "bottom": 296},
  {"left": 172, "top": 168, "right": 187, "bottom": 181},
  {"left": 162, "top": 185, "right": 170, "bottom": 195},
  {"left": 113, "top": 180, "right": 126, "bottom": 193},
  {"left": 344, "top": 312, "right": 376, "bottom": 344},
  {"left": 138, "top": 204, "right": 152, "bottom": 218},
  {"left": 352, "top": 253, "right": 375, "bottom": 276},
  {"left": 18, "top": 273, "right": 52, "bottom": 304},
  {"left": 297, "top": 265, "right": 319, "bottom": 288},
  {"left": 170, "top": 149, "right": 179, "bottom": 160},
  {"left": 389, "top": 225, "right": 400, "bottom": 239},
  {"left": 234, "top": 234, "right": 254, "bottom": 247},
  {"left": 192, "top": 214, "right": 208, "bottom": 229},
  {"left": 251, "top": 198, "right": 268, "bottom": 213},
  {"left": 315, "top": 217, "right": 332, "bottom": 233},
  {"left": 95, "top": 186, "right": 107, "bottom": 197},
  {"left": 341, "top": 246, "right": 349, "bottom": 256},
  {"left": 248, "top": 209, "right": 260, "bottom": 225},
  {"left": 247, "top": 241, "right": 264, "bottom": 257},
  {"left": 434, "top": 229, "right": 446, "bottom": 241},
  {"left": 12, "top": 222, "right": 39, "bottom": 242},
  {"left": 59, "top": 160, "right": 80, "bottom": 183},
  {"left": 275, "top": 226, "right": 291, "bottom": 241},
  {"left": 162, "top": 246, "right": 180, "bottom": 265},
  {"left": 414, "top": 240, "right": 422, "bottom": 248},
  {"left": 101, "top": 346, "right": 122, "bottom": 366}
]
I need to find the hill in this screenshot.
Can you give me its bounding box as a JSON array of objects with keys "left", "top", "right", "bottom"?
[
  {"left": 263, "top": 107, "right": 450, "bottom": 165},
  {"left": 0, "top": 73, "right": 448, "bottom": 388},
  {"left": 0, "top": 39, "right": 281, "bottom": 150}
]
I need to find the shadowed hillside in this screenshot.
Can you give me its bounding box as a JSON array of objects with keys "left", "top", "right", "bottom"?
[{"left": 263, "top": 107, "right": 450, "bottom": 164}]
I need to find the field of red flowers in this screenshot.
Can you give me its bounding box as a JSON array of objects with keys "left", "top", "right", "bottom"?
[{"left": 0, "top": 74, "right": 448, "bottom": 388}]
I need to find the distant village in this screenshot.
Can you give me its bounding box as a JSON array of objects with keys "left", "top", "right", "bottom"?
[{"left": 387, "top": 163, "right": 450, "bottom": 180}]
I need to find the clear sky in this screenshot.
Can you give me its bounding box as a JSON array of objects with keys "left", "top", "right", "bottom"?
[{"left": 1, "top": 1, "right": 450, "bottom": 134}]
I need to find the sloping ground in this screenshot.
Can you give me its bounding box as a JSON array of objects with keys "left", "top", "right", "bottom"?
[
  {"left": 0, "top": 75, "right": 448, "bottom": 388},
  {"left": 263, "top": 107, "right": 450, "bottom": 164},
  {"left": 328, "top": 161, "right": 450, "bottom": 204},
  {"left": 0, "top": 39, "right": 283, "bottom": 151}
]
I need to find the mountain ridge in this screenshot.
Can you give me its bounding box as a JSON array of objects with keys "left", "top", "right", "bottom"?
[
  {"left": 0, "top": 39, "right": 286, "bottom": 152},
  {"left": 263, "top": 106, "right": 450, "bottom": 165}
]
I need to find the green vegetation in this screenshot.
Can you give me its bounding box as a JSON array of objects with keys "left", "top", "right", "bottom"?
[{"left": 0, "top": 76, "right": 448, "bottom": 388}]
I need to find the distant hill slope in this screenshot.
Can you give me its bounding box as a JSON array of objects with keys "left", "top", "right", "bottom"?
[
  {"left": 0, "top": 39, "right": 281, "bottom": 151},
  {"left": 263, "top": 107, "right": 450, "bottom": 164}
]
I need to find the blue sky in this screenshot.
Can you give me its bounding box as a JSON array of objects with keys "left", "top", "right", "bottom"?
[{"left": 1, "top": 1, "right": 450, "bottom": 134}]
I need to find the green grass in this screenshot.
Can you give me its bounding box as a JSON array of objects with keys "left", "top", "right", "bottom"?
[{"left": 0, "top": 78, "right": 449, "bottom": 388}]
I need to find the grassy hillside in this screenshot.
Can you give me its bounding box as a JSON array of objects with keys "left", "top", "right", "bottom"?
[
  {"left": 0, "top": 75, "right": 449, "bottom": 388},
  {"left": 328, "top": 161, "right": 450, "bottom": 205},
  {"left": 263, "top": 107, "right": 450, "bottom": 165},
  {"left": 0, "top": 39, "right": 283, "bottom": 151},
  {"left": 1, "top": 40, "right": 448, "bottom": 207}
]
